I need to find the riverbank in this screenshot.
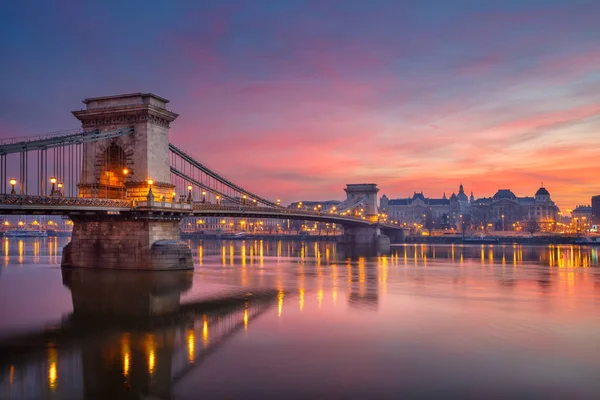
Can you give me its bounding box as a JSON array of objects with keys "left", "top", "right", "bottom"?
[
  {"left": 405, "top": 235, "right": 593, "bottom": 245},
  {"left": 181, "top": 233, "right": 342, "bottom": 241}
]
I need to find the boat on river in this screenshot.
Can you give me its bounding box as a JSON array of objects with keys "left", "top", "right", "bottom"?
[
  {"left": 572, "top": 237, "right": 600, "bottom": 246},
  {"left": 4, "top": 229, "right": 48, "bottom": 238},
  {"left": 463, "top": 235, "right": 499, "bottom": 244}
]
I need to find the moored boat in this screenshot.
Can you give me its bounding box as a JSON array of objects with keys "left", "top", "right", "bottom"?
[{"left": 4, "top": 229, "right": 49, "bottom": 238}]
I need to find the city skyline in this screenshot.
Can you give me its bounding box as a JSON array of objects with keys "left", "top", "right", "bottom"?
[{"left": 1, "top": 1, "right": 599, "bottom": 211}]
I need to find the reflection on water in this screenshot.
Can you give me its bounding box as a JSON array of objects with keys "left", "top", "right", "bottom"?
[{"left": 0, "top": 238, "right": 599, "bottom": 399}]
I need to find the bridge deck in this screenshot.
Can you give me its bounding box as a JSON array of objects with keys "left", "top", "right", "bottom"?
[{"left": 0, "top": 195, "right": 402, "bottom": 230}]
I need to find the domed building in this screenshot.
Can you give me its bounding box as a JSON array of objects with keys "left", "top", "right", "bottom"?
[{"left": 470, "top": 186, "right": 559, "bottom": 231}]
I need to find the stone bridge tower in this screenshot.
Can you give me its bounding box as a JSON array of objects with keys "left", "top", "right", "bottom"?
[
  {"left": 63, "top": 93, "right": 192, "bottom": 271},
  {"left": 73, "top": 93, "right": 176, "bottom": 201},
  {"left": 344, "top": 184, "right": 379, "bottom": 216}
]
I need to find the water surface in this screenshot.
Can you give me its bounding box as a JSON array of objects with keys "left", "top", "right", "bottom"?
[{"left": 0, "top": 238, "right": 599, "bottom": 399}]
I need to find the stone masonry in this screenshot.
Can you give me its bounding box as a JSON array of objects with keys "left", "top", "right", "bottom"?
[
  {"left": 64, "top": 93, "right": 193, "bottom": 270},
  {"left": 62, "top": 216, "right": 192, "bottom": 270}
]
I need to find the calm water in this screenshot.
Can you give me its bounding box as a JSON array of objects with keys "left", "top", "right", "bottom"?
[{"left": 0, "top": 238, "right": 599, "bottom": 399}]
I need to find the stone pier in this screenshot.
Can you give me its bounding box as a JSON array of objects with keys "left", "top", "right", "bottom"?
[
  {"left": 62, "top": 215, "right": 192, "bottom": 270},
  {"left": 340, "top": 225, "right": 391, "bottom": 248},
  {"left": 62, "top": 93, "right": 193, "bottom": 270}
]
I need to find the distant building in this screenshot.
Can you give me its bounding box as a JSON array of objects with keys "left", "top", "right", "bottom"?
[
  {"left": 592, "top": 195, "right": 600, "bottom": 225},
  {"left": 571, "top": 205, "right": 592, "bottom": 231},
  {"left": 380, "top": 184, "right": 469, "bottom": 228},
  {"left": 471, "top": 186, "right": 559, "bottom": 230}
]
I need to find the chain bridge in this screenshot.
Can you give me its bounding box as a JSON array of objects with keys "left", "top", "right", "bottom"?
[{"left": 0, "top": 93, "right": 402, "bottom": 270}]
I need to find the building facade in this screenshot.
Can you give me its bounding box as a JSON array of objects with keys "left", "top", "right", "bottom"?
[
  {"left": 382, "top": 185, "right": 559, "bottom": 231},
  {"left": 592, "top": 195, "right": 600, "bottom": 225},
  {"left": 470, "top": 187, "right": 559, "bottom": 231},
  {"left": 380, "top": 184, "right": 471, "bottom": 228}
]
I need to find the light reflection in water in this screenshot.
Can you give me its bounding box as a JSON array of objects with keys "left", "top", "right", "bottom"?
[
  {"left": 18, "top": 240, "right": 23, "bottom": 264},
  {"left": 202, "top": 316, "right": 209, "bottom": 344},
  {"left": 317, "top": 289, "right": 323, "bottom": 309},
  {"left": 146, "top": 334, "right": 156, "bottom": 375},
  {"left": 188, "top": 329, "right": 195, "bottom": 363},
  {"left": 121, "top": 333, "right": 130, "bottom": 377},
  {"left": 47, "top": 347, "right": 57, "bottom": 391},
  {"left": 278, "top": 290, "right": 284, "bottom": 317}
]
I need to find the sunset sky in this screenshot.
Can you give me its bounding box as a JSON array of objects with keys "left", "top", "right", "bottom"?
[{"left": 1, "top": 0, "right": 599, "bottom": 210}]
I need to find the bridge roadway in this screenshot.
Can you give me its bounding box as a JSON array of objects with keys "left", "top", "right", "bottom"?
[{"left": 0, "top": 194, "right": 402, "bottom": 231}]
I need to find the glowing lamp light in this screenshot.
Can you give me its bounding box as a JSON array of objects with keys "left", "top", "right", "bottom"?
[
  {"left": 147, "top": 179, "right": 154, "bottom": 186},
  {"left": 50, "top": 177, "right": 57, "bottom": 184},
  {"left": 187, "top": 185, "right": 193, "bottom": 191},
  {"left": 122, "top": 168, "right": 129, "bottom": 175},
  {"left": 9, "top": 178, "right": 16, "bottom": 186}
]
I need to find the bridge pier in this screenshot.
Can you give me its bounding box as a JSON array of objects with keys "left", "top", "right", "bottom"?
[
  {"left": 340, "top": 225, "right": 390, "bottom": 248},
  {"left": 62, "top": 215, "right": 193, "bottom": 270}
]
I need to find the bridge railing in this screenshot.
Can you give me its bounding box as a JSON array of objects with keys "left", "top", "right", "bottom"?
[
  {"left": 0, "top": 194, "right": 133, "bottom": 208},
  {"left": 192, "top": 203, "right": 368, "bottom": 220}
]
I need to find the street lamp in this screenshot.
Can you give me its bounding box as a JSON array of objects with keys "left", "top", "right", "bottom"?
[
  {"left": 50, "top": 176, "right": 57, "bottom": 196},
  {"left": 147, "top": 179, "right": 154, "bottom": 199},
  {"left": 57, "top": 182, "right": 63, "bottom": 196},
  {"left": 202, "top": 191, "right": 206, "bottom": 203},
  {"left": 9, "top": 178, "right": 16, "bottom": 194},
  {"left": 501, "top": 214, "right": 505, "bottom": 231},
  {"left": 216, "top": 195, "right": 220, "bottom": 205},
  {"left": 172, "top": 191, "right": 177, "bottom": 202},
  {"left": 242, "top": 194, "right": 247, "bottom": 205},
  {"left": 253, "top": 199, "right": 257, "bottom": 206},
  {"left": 187, "top": 185, "right": 193, "bottom": 203}
]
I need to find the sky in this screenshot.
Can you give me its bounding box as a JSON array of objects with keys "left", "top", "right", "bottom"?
[{"left": 1, "top": 0, "right": 599, "bottom": 210}]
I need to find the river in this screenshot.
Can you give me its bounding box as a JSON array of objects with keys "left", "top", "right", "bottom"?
[{"left": 0, "top": 238, "right": 599, "bottom": 399}]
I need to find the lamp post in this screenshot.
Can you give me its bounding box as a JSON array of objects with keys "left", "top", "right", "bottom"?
[
  {"left": 57, "top": 183, "right": 63, "bottom": 197},
  {"left": 201, "top": 191, "right": 206, "bottom": 203},
  {"left": 216, "top": 195, "right": 220, "bottom": 205},
  {"left": 172, "top": 191, "right": 177, "bottom": 202},
  {"left": 277, "top": 199, "right": 281, "bottom": 207},
  {"left": 50, "top": 177, "right": 57, "bottom": 196},
  {"left": 187, "top": 185, "right": 193, "bottom": 203},
  {"left": 501, "top": 214, "right": 505, "bottom": 231},
  {"left": 253, "top": 199, "right": 257, "bottom": 207},
  {"left": 9, "top": 178, "right": 16, "bottom": 195},
  {"left": 147, "top": 179, "right": 154, "bottom": 202},
  {"left": 242, "top": 194, "right": 247, "bottom": 205}
]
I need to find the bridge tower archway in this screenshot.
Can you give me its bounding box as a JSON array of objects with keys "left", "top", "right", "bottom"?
[{"left": 95, "top": 142, "right": 130, "bottom": 199}]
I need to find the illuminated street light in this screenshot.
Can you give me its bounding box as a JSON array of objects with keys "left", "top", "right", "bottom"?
[
  {"left": 9, "top": 178, "right": 16, "bottom": 194},
  {"left": 123, "top": 168, "right": 129, "bottom": 175},
  {"left": 147, "top": 179, "right": 154, "bottom": 198},
  {"left": 57, "top": 182, "right": 63, "bottom": 197},
  {"left": 216, "top": 195, "right": 220, "bottom": 205},
  {"left": 202, "top": 191, "right": 206, "bottom": 203},
  {"left": 187, "top": 185, "right": 193, "bottom": 203},
  {"left": 50, "top": 176, "right": 57, "bottom": 196}
]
